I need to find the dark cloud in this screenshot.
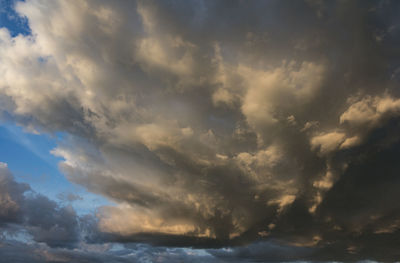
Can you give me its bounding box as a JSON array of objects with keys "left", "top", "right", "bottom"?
[
  {"left": 209, "top": 240, "right": 313, "bottom": 262},
  {"left": 0, "top": 240, "right": 222, "bottom": 263},
  {"left": 0, "top": 163, "right": 81, "bottom": 248},
  {"left": 1, "top": 0, "right": 400, "bottom": 261},
  {"left": 0, "top": 162, "right": 225, "bottom": 262},
  {"left": 23, "top": 195, "right": 80, "bottom": 248},
  {"left": 0, "top": 163, "right": 28, "bottom": 226}
]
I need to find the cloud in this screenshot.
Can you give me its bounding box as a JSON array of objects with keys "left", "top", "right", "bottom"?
[
  {"left": 0, "top": 162, "right": 226, "bottom": 262},
  {"left": 209, "top": 240, "right": 313, "bottom": 262},
  {"left": 0, "top": 162, "right": 81, "bottom": 248},
  {"left": 0, "top": 239, "right": 225, "bottom": 263},
  {"left": 311, "top": 131, "right": 346, "bottom": 155},
  {"left": 0, "top": 162, "right": 28, "bottom": 226},
  {"left": 1, "top": 0, "right": 400, "bottom": 261},
  {"left": 340, "top": 94, "right": 400, "bottom": 129},
  {"left": 239, "top": 61, "right": 325, "bottom": 137},
  {"left": 57, "top": 192, "right": 83, "bottom": 202}
]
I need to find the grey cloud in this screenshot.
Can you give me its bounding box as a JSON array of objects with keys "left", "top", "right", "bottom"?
[
  {"left": 0, "top": 162, "right": 81, "bottom": 248},
  {"left": 23, "top": 195, "right": 80, "bottom": 248},
  {"left": 0, "top": 240, "right": 225, "bottom": 263},
  {"left": 0, "top": 163, "right": 28, "bottom": 226},
  {"left": 0, "top": 162, "right": 226, "bottom": 262},
  {"left": 209, "top": 240, "right": 313, "bottom": 262},
  {"left": 57, "top": 192, "right": 83, "bottom": 202},
  {"left": 2, "top": 0, "right": 400, "bottom": 261}
]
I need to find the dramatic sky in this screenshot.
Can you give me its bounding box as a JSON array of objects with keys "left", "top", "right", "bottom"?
[{"left": 1, "top": 0, "right": 400, "bottom": 262}]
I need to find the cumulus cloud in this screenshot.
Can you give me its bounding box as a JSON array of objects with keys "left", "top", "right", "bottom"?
[
  {"left": 311, "top": 131, "right": 346, "bottom": 155},
  {"left": 0, "top": 162, "right": 226, "bottom": 262},
  {"left": 0, "top": 162, "right": 81, "bottom": 248},
  {"left": 0, "top": 162, "right": 27, "bottom": 225},
  {"left": 340, "top": 94, "right": 400, "bottom": 129},
  {"left": 1, "top": 0, "right": 400, "bottom": 261}
]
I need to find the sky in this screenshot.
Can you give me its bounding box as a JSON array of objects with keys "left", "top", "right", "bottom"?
[{"left": 1, "top": 0, "right": 400, "bottom": 262}]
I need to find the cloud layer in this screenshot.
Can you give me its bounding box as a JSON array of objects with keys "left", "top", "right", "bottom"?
[{"left": 2, "top": 0, "right": 400, "bottom": 261}]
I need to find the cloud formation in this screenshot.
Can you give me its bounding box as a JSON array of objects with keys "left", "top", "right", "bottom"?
[
  {"left": 0, "top": 162, "right": 81, "bottom": 248},
  {"left": 1, "top": 0, "right": 400, "bottom": 261},
  {"left": 0, "top": 162, "right": 227, "bottom": 262}
]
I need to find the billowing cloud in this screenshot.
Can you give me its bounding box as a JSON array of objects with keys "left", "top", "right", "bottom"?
[
  {"left": 0, "top": 162, "right": 226, "bottom": 262},
  {"left": 0, "top": 162, "right": 27, "bottom": 226},
  {"left": 1, "top": 0, "right": 400, "bottom": 261},
  {"left": 0, "top": 162, "right": 81, "bottom": 248}
]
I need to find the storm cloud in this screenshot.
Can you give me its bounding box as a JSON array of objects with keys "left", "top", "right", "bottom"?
[{"left": 1, "top": 0, "right": 400, "bottom": 261}]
